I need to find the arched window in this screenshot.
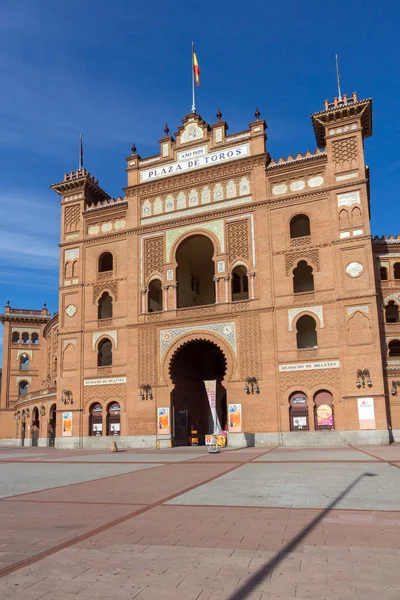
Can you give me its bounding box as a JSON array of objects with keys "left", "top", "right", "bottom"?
[
  {"left": 290, "top": 214, "right": 310, "bottom": 239},
  {"left": 72, "top": 261, "right": 78, "bottom": 277},
  {"left": 388, "top": 340, "right": 400, "bottom": 357},
  {"left": 98, "top": 338, "right": 112, "bottom": 366},
  {"left": 18, "top": 381, "right": 29, "bottom": 396},
  {"left": 31, "top": 333, "right": 39, "bottom": 344},
  {"left": 380, "top": 267, "right": 388, "bottom": 281},
  {"left": 293, "top": 261, "right": 314, "bottom": 293},
  {"left": 296, "top": 315, "right": 317, "bottom": 349},
  {"left": 351, "top": 206, "right": 362, "bottom": 228},
  {"left": 339, "top": 209, "right": 350, "bottom": 231},
  {"left": 107, "top": 403, "right": 121, "bottom": 436},
  {"left": 394, "top": 263, "right": 400, "bottom": 280},
  {"left": 12, "top": 332, "right": 20, "bottom": 343},
  {"left": 314, "top": 390, "right": 334, "bottom": 430},
  {"left": 98, "top": 252, "right": 113, "bottom": 273},
  {"left": 231, "top": 266, "right": 249, "bottom": 301},
  {"left": 98, "top": 292, "right": 113, "bottom": 319},
  {"left": 176, "top": 235, "right": 215, "bottom": 308},
  {"left": 385, "top": 301, "right": 399, "bottom": 323},
  {"left": 289, "top": 392, "right": 309, "bottom": 431},
  {"left": 19, "top": 354, "right": 30, "bottom": 370},
  {"left": 89, "top": 403, "right": 103, "bottom": 436},
  {"left": 65, "top": 262, "right": 72, "bottom": 278},
  {"left": 21, "top": 332, "right": 29, "bottom": 344},
  {"left": 148, "top": 279, "right": 162, "bottom": 312}
]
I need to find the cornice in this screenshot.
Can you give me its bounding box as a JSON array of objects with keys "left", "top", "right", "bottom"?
[
  {"left": 273, "top": 242, "right": 331, "bottom": 256},
  {"left": 332, "top": 234, "right": 372, "bottom": 245},
  {"left": 268, "top": 178, "right": 368, "bottom": 206}
]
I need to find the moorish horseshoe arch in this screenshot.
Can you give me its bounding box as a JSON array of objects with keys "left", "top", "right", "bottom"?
[
  {"left": 168, "top": 228, "right": 222, "bottom": 266},
  {"left": 161, "top": 331, "right": 237, "bottom": 386}
]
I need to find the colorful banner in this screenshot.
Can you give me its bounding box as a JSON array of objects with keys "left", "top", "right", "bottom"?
[
  {"left": 157, "top": 407, "right": 170, "bottom": 434},
  {"left": 357, "top": 397, "right": 376, "bottom": 430},
  {"left": 206, "top": 431, "right": 227, "bottom": 447},
  {"left": 204, "top": 380, "right": 218, "bottom": 435},
  {"left": 228, "top": 404, "right": 242, "bottom": 433},
  {"left": 316, "top": 404, "right": 333, "bottom": 427},
  {"left": 62, "top": 411, "right": 72, "bottom": 437}
]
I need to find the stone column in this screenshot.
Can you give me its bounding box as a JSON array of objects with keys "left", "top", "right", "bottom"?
[
  {"left": 224, "top": 276, "right": 230, "bottom": 303},
  {"left": 141, "top": 288, "right": 147, "bottom": 313},
  {"left": 249, "top": 271, "right": 256, "bottom": 300},
  {"left": 172, "top": 284, "right": 178, "bottom": 309},
  {"left": 163, "top": 285, "right": 169, "bottom": 311},
  {"left": 213, "top": 277, "right": 220, "bottom": 304}
]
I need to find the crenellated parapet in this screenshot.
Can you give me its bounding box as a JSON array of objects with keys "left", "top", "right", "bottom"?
[{"left": 267, "top": 148, "right": 326, "bottom": 169}]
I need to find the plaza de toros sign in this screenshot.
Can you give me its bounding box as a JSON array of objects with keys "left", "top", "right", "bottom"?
[{"left": 140, "top": 143, "right": 250, "bottom": 182}]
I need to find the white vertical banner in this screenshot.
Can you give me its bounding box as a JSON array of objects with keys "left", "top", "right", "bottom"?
[
  {"left": 357, "top": 397, "right": 376, "bottom": 430},
  {"left": 204, "top": 380, "right": 218, "bottom": 435}
]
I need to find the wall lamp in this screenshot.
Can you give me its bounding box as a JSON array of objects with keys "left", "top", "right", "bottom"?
[
  {"left": 60, "top": 390, "right": 73, "bottom": 405},
  {"left": 244, "top": 377, "right": 260, "bottom": 395},
  {"left": 391, "top": 380, "right": 400, "bottom": 396},
  {"left": 139, "top": 384, "right": 153, "bottom": 400},
  {"left": 356, "top": 369, "right": 372, "bottom": 389}
]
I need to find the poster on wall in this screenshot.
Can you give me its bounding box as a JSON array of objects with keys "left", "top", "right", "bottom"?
[
  {"left": 93, "top": 423, "right": 102, "bottom": 436},
  {"left": 110, "top": 423, "right": 120, "bottom": 435},
  {"left": 157, "top": 407, "right": 170, "bottom": 434},
  {"left": 357, "top": 397, "right": 376, "bottom": 430},
  {"left": 62, "top": 412, "right": 72, "bottom": 437},
  {"left": 316, "top": 404, "right": 333, "bottom": 428},
  {"left": 228, "top": 404, "right": 242, "bottom": 433},
  {"left": 292, "top": 416, "right": 307, "bottom": 429}
]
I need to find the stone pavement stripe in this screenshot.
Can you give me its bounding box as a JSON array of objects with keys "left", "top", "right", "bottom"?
[
  {"left": 351, "top": 445, "right": 400, "bottom": 470},
  {"left": 0, "top": 452, "right": 251, "bottom": 579},
  {"left": 0, "top": 462, "right": 164, "bottom": 500},
  {"left": 0, "top": 499, "right": 147, "bottom": 506}
]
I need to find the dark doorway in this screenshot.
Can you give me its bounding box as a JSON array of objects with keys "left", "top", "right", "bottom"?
[
  {"left": 31, "top": 407, "right": 39, "bottom": 447},
  {"left": 170, "top": 340, "right": 227, "bottom": 446},
  {"left": 176, "top": 235, "right": 215, "bottom": 308},
  {"left": 21, "top": 419, "right": 26, "bottom": 447},
  {"left": 48, "top": 404, "right": 56, "bottom": 447}
]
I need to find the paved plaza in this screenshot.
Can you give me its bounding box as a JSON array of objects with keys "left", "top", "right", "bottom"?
[{"left": 0, "top": 445, "right": 400, "bottom": 599}]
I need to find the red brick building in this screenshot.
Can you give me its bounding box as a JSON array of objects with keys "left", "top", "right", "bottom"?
[{"left": 1, "top": 91, "right": 398, "bottom": 448}]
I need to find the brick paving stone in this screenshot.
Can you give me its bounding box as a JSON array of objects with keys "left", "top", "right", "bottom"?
[{"left": 0, "top": 447, "right": 400, "bottom": 599}]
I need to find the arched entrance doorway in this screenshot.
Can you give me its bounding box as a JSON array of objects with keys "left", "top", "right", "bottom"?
[
  {"left": 176, "top": 235, "right": 215, "bottom": 308},
  {"left": 89, "top": 403, "right": 103, "bottom": 436},
  {"left": 170, "top": 340, "right": 227, "bottom": 446},
  {"left": 48, "top": 404, "right": 56, "bottom": 447},
  {"left": 31, "top": 407, "right": 39, "bottom": 447}
]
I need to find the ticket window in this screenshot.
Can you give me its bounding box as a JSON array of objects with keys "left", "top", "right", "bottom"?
[
  {"left": 314, "top": 390, "right": 334, "bottom": 431},
  {"left": 289, "top": 393, "right": 309, "bottom": 431},
  {"left": 90, "top": 403, "right": 103, "bottom": 436},
  {"left": 107, "top": 403, "right": 121, "bottom": 436}
]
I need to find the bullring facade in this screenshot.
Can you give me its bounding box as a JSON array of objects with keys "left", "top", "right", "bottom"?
[{"left": 1, "top": 90, "right": 400, "bottom": 448}]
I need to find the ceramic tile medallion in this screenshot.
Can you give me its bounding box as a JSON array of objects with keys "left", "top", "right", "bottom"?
[
  {"left": 346, "top": 261, "right": 364, "bottom": 278},
  {"left": 65, "top": 304, "right": 77, "bottom": 318}
]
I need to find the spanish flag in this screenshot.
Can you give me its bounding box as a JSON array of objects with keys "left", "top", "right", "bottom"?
[{"left": 193, "top": 47, "right": 200, "bottom": 87}]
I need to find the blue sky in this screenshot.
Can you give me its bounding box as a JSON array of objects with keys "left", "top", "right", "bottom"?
[{"left": 0, "top": 0, "right": 399, "bottom": 358}]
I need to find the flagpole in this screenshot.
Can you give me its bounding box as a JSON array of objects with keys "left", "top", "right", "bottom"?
[
  {"left": 335, "top": 54, "right": 342, "bottom": 102},
  {"left": 79, "top": 133, "right": 83, "bottom": 170},
  {"left": 191, "top": 41, "right": 196, "bottom": 113}
]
